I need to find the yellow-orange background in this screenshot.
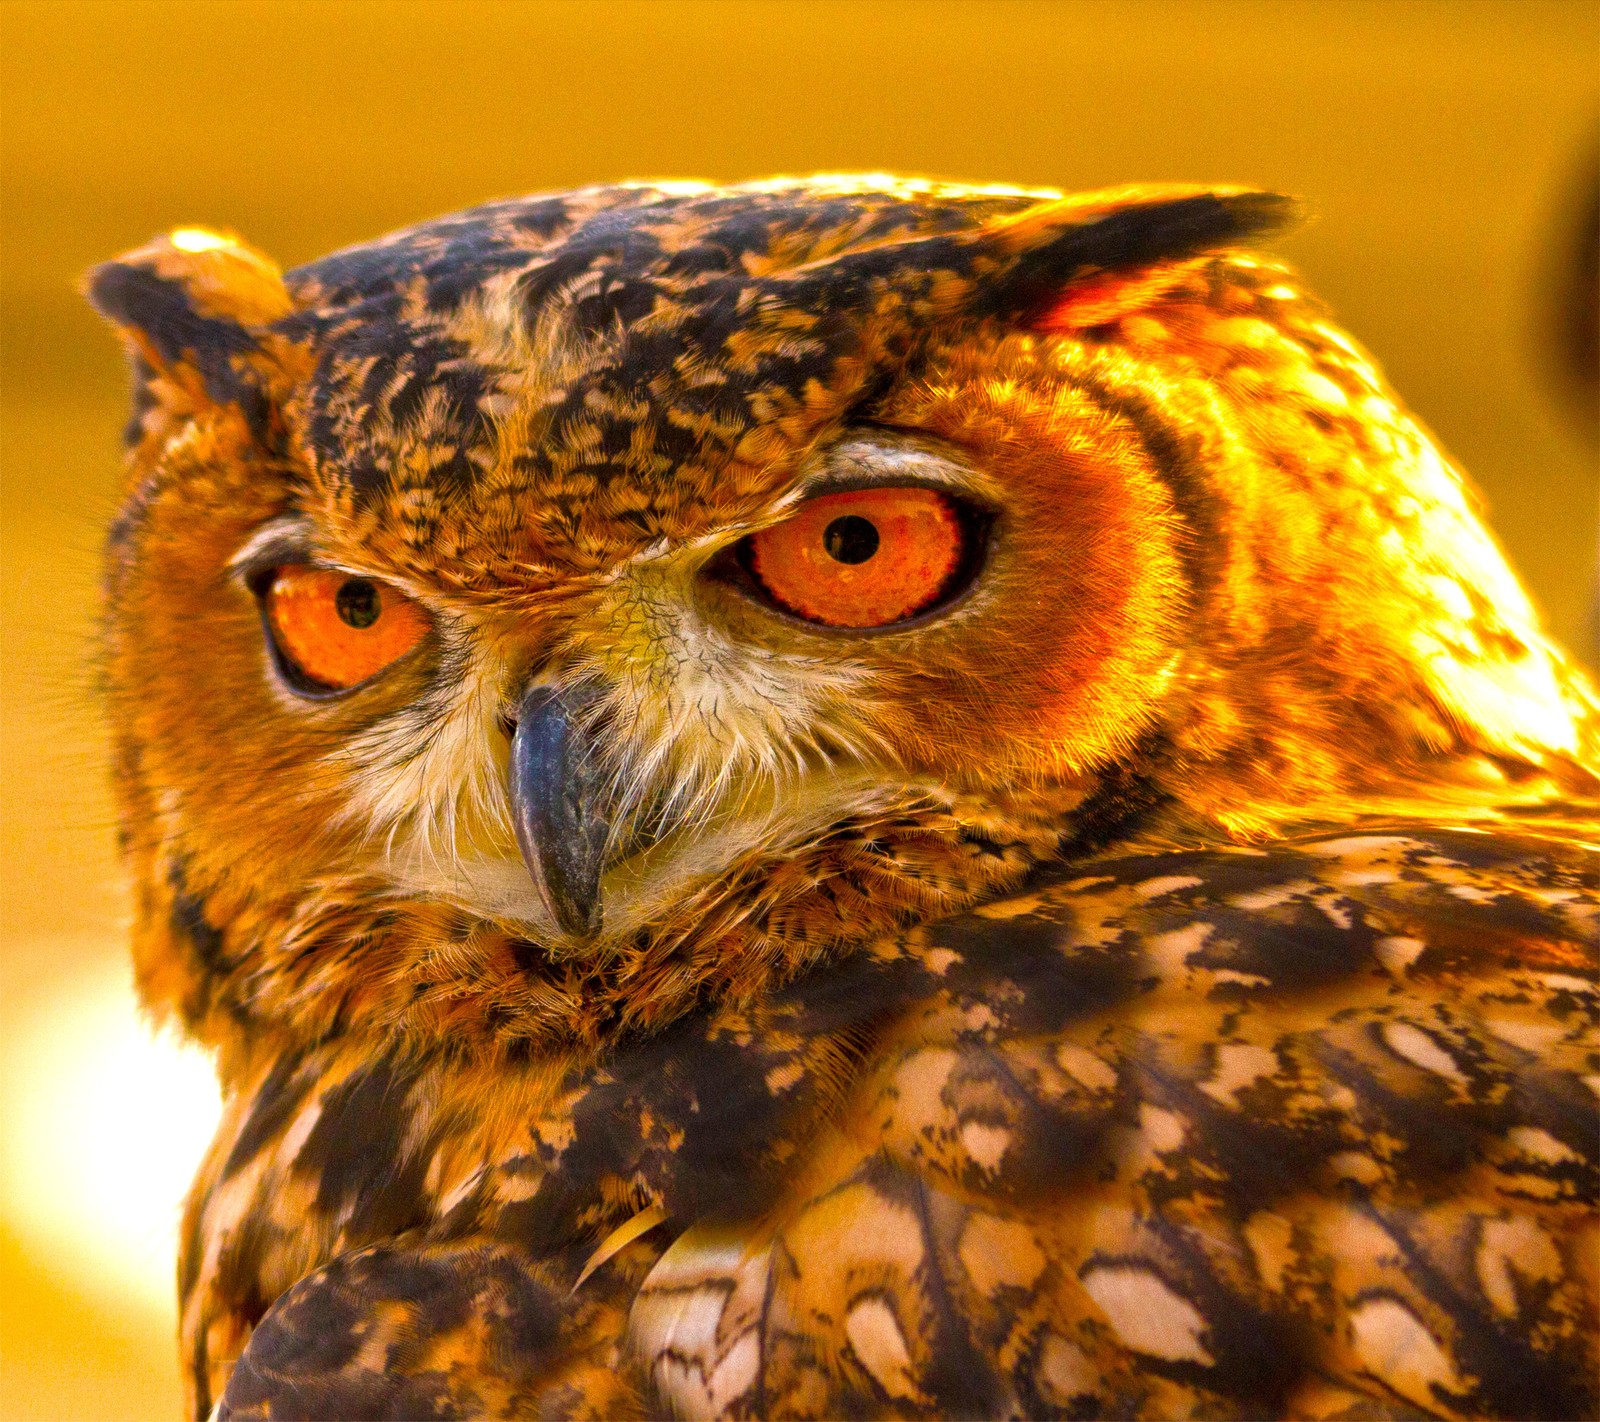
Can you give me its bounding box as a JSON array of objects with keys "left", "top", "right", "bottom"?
[{"left": 2, "top": 2, "right": 1595, "bottom": 1416}]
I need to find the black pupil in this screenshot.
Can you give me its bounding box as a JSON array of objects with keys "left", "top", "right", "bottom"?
[
  {"left": 335, "top": 579, "right": 381, "bottom": 629},
  {"left": 823, "top": 515, "right": 880, "bottom": 565}
]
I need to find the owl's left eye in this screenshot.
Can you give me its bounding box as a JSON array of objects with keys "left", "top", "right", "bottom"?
[
  {"left": 258, "top": 565, "right": 429, "bottom": 694},
  {"left": 737, "top": 487, "right": 981, "bottom": 629}
]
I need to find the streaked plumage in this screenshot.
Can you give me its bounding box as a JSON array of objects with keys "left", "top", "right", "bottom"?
[{"left": 89, "top": 178, "right": 1598, "bottom": 1420}]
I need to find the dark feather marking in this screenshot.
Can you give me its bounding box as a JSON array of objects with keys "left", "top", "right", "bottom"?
[
  {"left": 494, "top": 949, "right": 942, "bottom": 1249},
  {"left": 957, "top": 1042, "right": 1115, "bottom": 1195},
  {"left": 1052, "top": 742, "right": 1174, "bottom": 863},
  {"left": 1357, "top": 1203, "right": 1598, "bottom": 1422},
  {"left": 930, "top": 913, "right": 1147, "bottom": 1039},
  {"left": 86, "top": 262, "right": 271, "bottom": 433},
  {"left": 178, "top": 1191, "right": 207, "bottom": 1307},
  {"left": 1511, "top": 1066, "right": 1600, "bottom": 1182},
  {"left": 1124, "top": 1213, "right": 1304, "bottom": 1414},
  {"left": 87, "top": 261, "right": 258, "bottom": 384},
  {"left": 974, "top": 191, "right": 1300, "bottom": 323},
  {"left": 1310, "top": 1038, "right": 1490, "bottom": 1184},
  {"left": 904, "top": 1169, "right": 1013, "bottom": 1416},
  {"left": 1129, "top": 1048, "right": 1348, "bottom": 1209},
  {"left": 221, "top": 1047, "right": 315, "bottom": 1181},
  {"left": 120, "top": 351, "right": 160, "bottom": 446},
  {"left": 1187, "top": 899, "right": 1381, "bottom": 991},
  {"left": 218, "top": 1252, "right": 459, "bottom": 1419},
  {"left": 210, "top": 1205, "right": 279, "bottom": 1339},
  {"left": 294, "top": 1060, "right": 435, "bottom": 1240},
  {"left": 168, "top": 860, "right": 231, "bottom": 976}
]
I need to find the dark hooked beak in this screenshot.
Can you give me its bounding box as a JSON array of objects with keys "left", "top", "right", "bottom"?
[{"left": 509, "top": 685, "right": 610, "bottom": 940}]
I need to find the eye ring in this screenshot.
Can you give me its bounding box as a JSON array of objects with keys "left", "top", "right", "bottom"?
[
  {"left": 727, "top": 486, "right": 991, "bottom": 632},
  {"left": 251, "top": 565, "right": 430, "bottom": 697}
]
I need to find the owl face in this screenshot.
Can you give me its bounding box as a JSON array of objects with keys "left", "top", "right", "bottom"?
[
  {"left": 90, "top": 179, "right": 1594, "bottom": 1051},
  {"left": 228, "top": 408, "right": 1179, "bottom": 945}
]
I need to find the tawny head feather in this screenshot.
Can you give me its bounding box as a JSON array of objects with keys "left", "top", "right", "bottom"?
[{"left": 89, "top": 177, "right": 1599, "bottom": 1073}]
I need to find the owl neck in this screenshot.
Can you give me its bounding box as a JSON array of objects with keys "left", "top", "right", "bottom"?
[
  {"left": 137, "top": 727, "right": 1600, "bottom": 1089},
  {"left": 131, "top": 749, "right": 1200, "bottom": 1083}
]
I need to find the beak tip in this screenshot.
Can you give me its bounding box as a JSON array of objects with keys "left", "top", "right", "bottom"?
[
  {"left": 546, "top": 883, "right": 604, "bottom": 942},
  {"left": 510, "top": 685, "right": 610, "bottom": 945}
]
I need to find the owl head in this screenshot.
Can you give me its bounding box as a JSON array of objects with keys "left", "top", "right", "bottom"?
[{"left": 89, "top": 178, "right": 1597, "bottom": 1067}]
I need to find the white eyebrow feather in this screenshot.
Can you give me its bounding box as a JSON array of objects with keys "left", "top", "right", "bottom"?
[
  {"left": 227, "top": 515, "right": 447, "bottom": 605},
  {"left": 806, "top": 432, "right": 1001, "bottom": 502},
  {"left": 226, "top": 515, "right": 316, "bottom": 575}
]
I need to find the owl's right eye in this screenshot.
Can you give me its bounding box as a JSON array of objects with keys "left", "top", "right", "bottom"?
[
  {"left": 258, "top": 565, "right": 429, "bottom": 694},
  {"left": 738, "top": 487, "right": 981, "bottom": 629}
]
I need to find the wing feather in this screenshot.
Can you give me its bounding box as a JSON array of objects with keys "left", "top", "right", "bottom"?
[
  {"left": 210, "top": 821, "right": 1596, "bottom": 1418},
  {"left": 616, "top": 821, "right": 1597, "bottom": 1419}
]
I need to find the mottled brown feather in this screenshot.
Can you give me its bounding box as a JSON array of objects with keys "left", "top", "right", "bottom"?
[{"left": 86, "top": 178, "right": 1598, "bottom": 1420}]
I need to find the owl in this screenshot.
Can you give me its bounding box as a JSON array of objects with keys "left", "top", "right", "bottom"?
[{"left": 88, "top": 178, "right": 1598, "bottom": 1421}]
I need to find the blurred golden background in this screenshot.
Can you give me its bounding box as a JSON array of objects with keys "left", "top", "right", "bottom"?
[{"left": 2, "top": 1, "right": 1595, "bottom": 1415}]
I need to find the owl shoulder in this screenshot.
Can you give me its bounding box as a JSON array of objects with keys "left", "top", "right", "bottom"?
[{"left": 623, "top": 816, "right": 1598, "bottom": 1418}]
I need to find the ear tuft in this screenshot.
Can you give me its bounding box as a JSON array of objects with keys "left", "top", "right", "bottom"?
[
  {"left": 970, "top": 186, "right": 1301, "bottom": 324},
  {"left": 85, "top": 229, "right": 292, "bottom": 418}
]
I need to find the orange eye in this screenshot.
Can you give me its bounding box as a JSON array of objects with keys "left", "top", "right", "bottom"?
[
  {"left": 262, "top": 566, "right": 428, "bottom": 692},
  {"left": 743, "top": 487, "right": 974, "bottom": 628}
]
